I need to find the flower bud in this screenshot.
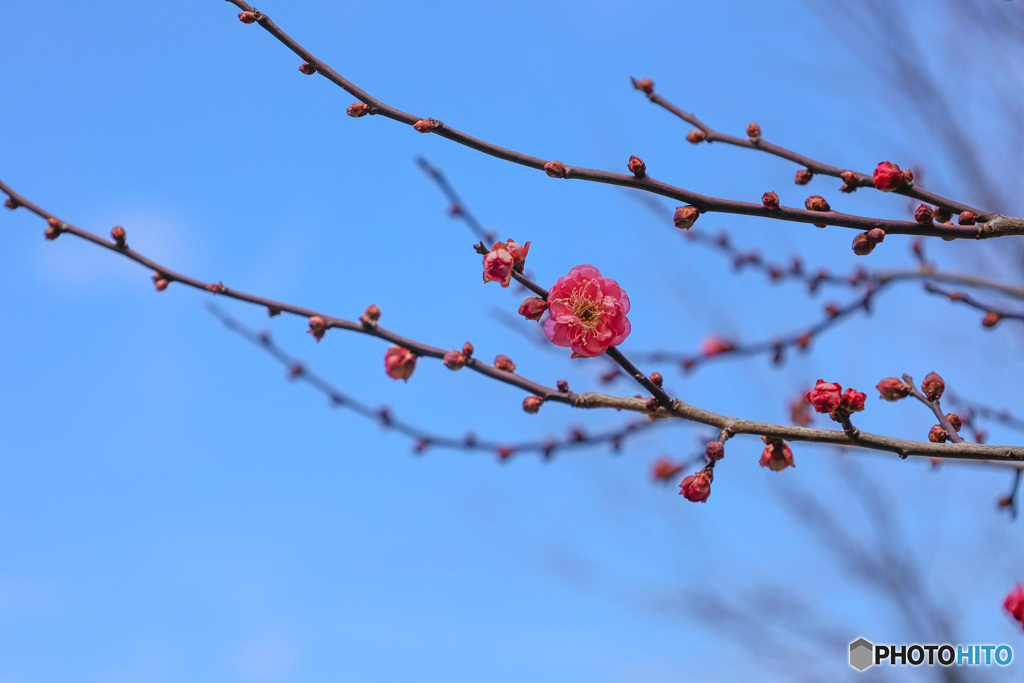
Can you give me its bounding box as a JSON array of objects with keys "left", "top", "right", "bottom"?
[
  {"left": 762, "top": 191, "right": 780, "bottom": 211},
  {"left": 299, "top": 61, "right": 316, "bottom": 75},
  {"left": 958, "top": 211, "right": 976, "bottom": 226},
  {"left": 933, "top": 206, "right": 952, "bottom": 224},
  {"left": 945, "top": 413, "right": 963, "bottom": 431},
  {"left": 544, "top": 160, "right": 568, "bottom": 178},
  {"left": 482, "top": 246, "right": 515, "bottom": 287},
  {"left": 153, "top": 277, "right": 169, "bottom": 291},
  {"left": 746, "top": 122, "right": 761, "bottom": 140},
  {"left": 557, "top": 379, "right": 569, "bottom": 393},
  {"left": 673, "top": 205, "right": 699, "bottom": 230},
  {"left": 205, "top": 282, "right": 226, "bottom": 294},
  {"left": 413, "top": 119, "right": 437, "bottom": 133},
  {"left": 494, "top": 355, "right": 516, "bottom": 372},
  {"left": 443, "top": 350, "right": 466, "bottom": 370},
  {"left": 44, "top": 217, "right": 62, "bottom": 240},
  {"left": 634, "top": 77, "right": 654, "bottom": 94},
  {"left": 308, "top": 315, "right": 328, "bottom": 342},
  {"left": 522, "top": 395, "right": 543, "bottom": 413},
  {"left": 866, "top": 228, "right": 885, "bottom": 245},
  {"left": 852, "top": 232, "right": 875, "bottom": 256},
  {"left": 462, "top": 342, "right": 474, "bottom": 357},
  {"left": 921, "top": 371, "right": 945, "bottom": 401},
  {"left": 679, "top": 467, "right": 713, "bottom": 502},
  {"left": 360, "top": 304, "right": 381, "bottom": 326},
  {"left": 518, "top": 297, "right": 548, "bottom": 321},
  {"left": 794, "top": 169, "right": 813, "bottom": 185},
  {"left": 686, "top": 129, "right": 706, "bottom": 143},
  {"left": 872, "top": 161, "right": 904, "bottom": 191},
  {"left": 805, "top": 195, "right": 830, "bottom": 212},
  {"left": 238, "top": 11, "right": 257, "bottom": 23},
  {"left": 4, "top": 197, "right": 19, "bottom": 209},
  {"left": 876, "top": 377, "right": 911, "bottom": 401},
  {"left": 347, "top": 102, "right": 370, "bottom": 118},
  {"left": 928, "top": 424, "right": 948, "bottom": 443},
  {"left": 627, "top": 155, "right": 646, "bottom": 177},
  {"left": 982, "top": 311, "right": 1002, "bottom": 328},
  {"left": 385, "top": 346, "right": 417, "bottom": 381},
  {"left": 839, "top": 170, "right": 860, "bottom": 193},
  {"left": 706, "top": 441, "right": 724, "bottom": 461},
  {"left": 759, "top": 436, "right": 795, "bottom": 472},
  {"left": 806, "top": 379, "right": 843, "bottom": 414},
  {"left": 839, "top": 388, "right": 866, "bottom": 413},
  {"left": 649, "top": 372, "right": 663, "bottom": 388},
  {"left": 701, "top": 336, "right": 735, "bottom": 357},
  {"left": 914, "top": 204, "right": 934, "bottom": 224}
]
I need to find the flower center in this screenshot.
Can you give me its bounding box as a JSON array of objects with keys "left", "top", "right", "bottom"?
[{"left": 556, "top": 284, "right": 604, "bottom": 342}]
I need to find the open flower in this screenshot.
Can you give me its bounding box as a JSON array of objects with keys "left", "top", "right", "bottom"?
[{"left": 543, "top": 265, "right": 630, "bottom": 357}]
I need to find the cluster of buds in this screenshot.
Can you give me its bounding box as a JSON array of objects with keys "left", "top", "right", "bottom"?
[
  {"left": 679, "top": 466, "right": 714, "bottom": 502},
  {"left": 928, "top": 414, "right": 961, "bottom": 444},
  {"left": 760, "top": 436, "right": 794, "bottom": 472},
  {"left": 852, "top": 228, "right": 885, "bottom": 256},
  {"left": 482, "top": 238, "right": 530, "bottom": 287},
  {"left": 805, "top": 379, "right": 866, "bottom": 422}
]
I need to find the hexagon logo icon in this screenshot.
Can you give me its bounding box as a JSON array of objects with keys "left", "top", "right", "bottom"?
[{"left": 849, "top": 638, "right": 874, "bottom": 671}]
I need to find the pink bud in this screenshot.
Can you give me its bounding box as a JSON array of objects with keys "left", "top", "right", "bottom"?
[
  {"left": 928, "top": 425, "right": 948, "bottom": 443},
  {"left": 678, "top": 467, "right": 713, "bottom": 502},
  {"left": 462, "top": 342, "right": 474, "bottom": 357},
  {"left": 982, "top": 311, "right": 1002, "bottom": 328},
  {"left": 522, "top": 395, "right": 543, "bottom": 413},
  {"left": 627, "top": 155, "right": 646, "bottom": 177},
  {"left": 360, "top": 304, "right": 381, "bottom": 326},
  {"left": 852, "top": 232, "right": 875, "bottom": 256},
  {"left": 649, "top": 372, "right": 664, "bottom": 388},
  {"left": 482, "top": 247, "right": 515, "bottom": 287},
  {"left": 945, "top": 413, "right": 963, "bottom": 431},
  {"left": 347, "top": 102, "right": 370, "bottom": 118},
  {"left": 111, "top": 225, "right": 127, "bottom": 247},
  {"left": 686, "top": 129, "right": 706, "bottom": 143},
  {"left": 746, "top": 122, "right": 761, "bottom": 139},
  {"left": 794, "top": 169, "right": 813, "bottom": 185},
  {"left": 238, "top": 11, "right": 257, "bottom": 23},
  {"left": 308, "top": 315, "right": 328, "bottom": 342},
  {"left": 839, "top": 388, "right": 866, "bottom": 413},
  {"left": 673, "top": 205, "right": 699, "bottom": 230},
  {"left": 706, "top": 441, "right": 724, "bottom": 461},
  {"left": 443, "top": 350, "right": 466, "bottom": 370},
  {"left": 914, "top": 204, "right": 934, "bottom": 224},
  {"left": 921, "top": 371, "right": 945, "bottom": 401},
  {"left": 839, "top": 170, "right": 860, "bottom": 193},
  {"left": 299, "top": 61, "right": 316, "bottom": 75},
  {"left": 867, "top": 228, "right": 885, "bottom": 244},
  {"left": 494, "top": 355, "right": 516, "bottom": 372},
  {"left": 413, "top": 119, "right": 437, "bottom": 133},
  {"left": 762, "top": 191, "right": 780, "bottom": 211},
  {"left": 933, "top": 206, "right": 952, "bottom": 224},
  {"left": 518, "top": 297, "right": 548, "bottom": 321},
  {"left": 806, "top": 379, "right": 843, "bottom": 413},
  {"left": 1004, "top": 585, "right": 1024, "bottom": 628},
  {"left": 557, "top": 379, "right": 569, "bottom": 393},
  {"left": 876, "top": 377, "right": 911, "bottom": 401},
  {"left": 652, "top": 459, "right": 684, "bottom": 482},
  {"left": 44, "top": 217, "right": 62, "bottom": 240},
  {"left": 872, "top": 161, "right": 904, "bottom": 192},
  {"left": 634, "top": 77, "right": 655, "bottom": 94},
  {"left": 701, "top": 336, "right": 735, "bottom": 357},
  {"left": 384, "top": 346, "right": 417, "bottom": 381},
  {"left": 544, "top": 160, "right": 568, "bottom": 178}
]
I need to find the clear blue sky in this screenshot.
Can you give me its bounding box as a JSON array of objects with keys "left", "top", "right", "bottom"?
[{"left": 3, "top": 1, "right": 1023, "bottom": 681}]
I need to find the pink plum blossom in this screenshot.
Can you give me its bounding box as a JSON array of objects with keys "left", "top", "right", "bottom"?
[{"left": 543, "top": 265, "right": 630, "bottom": 358}]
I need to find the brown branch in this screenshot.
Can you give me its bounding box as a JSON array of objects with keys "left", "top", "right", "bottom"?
[
  {"left": 221, "top": 2, "right": 1023, "bottom": 241},
  {"left": 924, "top": 283, "right": 1024, "bottom": 326}
]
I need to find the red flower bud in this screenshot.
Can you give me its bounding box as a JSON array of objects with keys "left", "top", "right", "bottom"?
[
  {"left": 839, "top": 170, "right": 860, "bottom": 193},
  {"left": 462, "top": 342, "right": 474, "bottom": 357},
  {"left": 1004, "top": 585, "right": 1024, "bottom": 628},
  {"left": 153, "top": 277, "right": 169, "bottom": 291},
  {"left": 914, "top": 204, "right": 934, "bottom": 224},
  {"left": 634, "top": 77, "right": 655, "bottom": 94},
  {"left": 627, "top": 155, "right": 646, "bottom": 177},
  {"left": 876, "top": 377, "right": 911, "bottom": 401},
  {"left": 299, "top": 61, "right": 317, "bottom": 75},
  {"left": 746, "top": 122, "right": 761, "bottom": 139},
  {"left": 839, "top": 388, "right": 866, "bottom": 413},
  {"left": 921, "top": 371, "right": 945, "bottom": 401},
  {"left": 413, "top": 119, "right": 437, "bottom": 133},
  {"left": 494, "top": 355, "right": 516, "bottom": 372},
  {"left": 443, "top": 350, "right": 466, "bottom": 370},
  {"left": 308, "top": 315, "right": 328, "bottom": 342},
  {"left": 701, "top": 336, "right": 735, "bottom": 357},
  {"left": 4, "top": 197, "right": 19, "bottom": 209},
  {"left": 852, "top": 232, "right": 875, "bottom": 256},
  {"left": 686, "top": 129, "right": 706, "bottom": 144},
  {"left": 522, "top": 395, "right": 543, "bottom": 414},
  {"left": 872, "top": 161, "right": 904, "bottom": 192},
  {"left": 110, "top": 225, "right": 127, "bottom": 247},
  {"left": 44, "top": 217, "right": 62, "bottom": 240},
  {"left": 928, "top": 424, "right": 948, "bottom": 443},
  {"left": 360, "top": 304, "right": 381, "bottom": 326},
  {"left": 238, "top": 11, "right": 257, "bottom": 23},
  {"left": 679, "top": 467, "right": 713, "bottom": 502},
  {"left": 794, "top": 169, "right": 813, "bottom": 185},
  {"left": 544, "top": 160, "right": 568, "bottom": 178},
  {"left": 706, "top": 441, "right": 724, "bottom": 461},
  {"left": 518, "top": 297, "right": 548, "bottom": 321},
  {"left": 806, "top": 379, "right": 843, "bottom": 414},
  {"left": 557, "top": 379, "right": 569, "bottom": 393},
  {"left": 945, "top": 413, "right": 963, "bottom": 431},
  {"left": 982, "top": 311, "right": 1002, "bottom": 328},
  {"left": 652, "top": 459, "right": 684, "bottom": 482},
  {"left": 958, "top": 211, "right": 976, "bottom": 226},
  {"left": 805, "top": 195, "right": 830, "bottom": 212},
  {"left": 760, "top": 436, "right": 795, "bottom": 472},
  {"left": 673, "top": 205, "right": 699, "bottom": 230},
  {"left": 649, "top": 372, "right": 663, "bottom": 388},
  {"left": 762, "top": 191, "right": 780, "bottom": 211},
  {"left": 384, "top": 346, "right": 417, "bottom": 381},
  {"left": 347, "top": 102, "right": 370, "bottom": 118}
]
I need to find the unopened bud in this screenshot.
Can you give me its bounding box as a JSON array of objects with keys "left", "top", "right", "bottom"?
[
  {"left": 413, "top": 119, "right": 437, "bottom": 133},
  {"left": 557, "top": 379, "right": 569, "bottom": 393},
  {"left": 673, "top": 205, "right": 699, "bottom": 230},
  {"left": 876, "top": 377, "right": 911, "bottom": 401},
  {"left": 44, "top": 217, "right": 62, "bottom": 240},
  {"left": 746, "top": 122, "right": 761, "bottom": 140},
  {"left": 634, "top": 77, "right": 654, "bottom": 94},
  {"left": 933, "top": 206, "right": 952, "bottom": 224},
  {"left": 914, "top": 204, "right": 934, "bottom": 224},
  {"left": 852, "top": 232, "right": 875, "bottom": 256},
  {"left": 522, "top": 395, "right": 543, "bottom": 414},
  {"left": 945, "top": 413, "right": 963, "bottom": 431},
  {"left": 543, "top": 160, "right": 568, "bottom": 178},
  {"left": 649, "top": 372, "right": 663, "bottom": 388},
  {"left": 866, "top": 228, "right": 885, "bottom": 244},
  {"left": 110, "top": 225, "right": 127, "bottom": 247},
  {"left": 238, "top": 11, "right": 257, "bottom": 23},
  {"left": 462, "top": 341, "right": 474, "bottom": 357},
  {"left": 805, "top": 195, "right": 830, "bottom": 212},
  {"left": 347, "top": 102, "right": 370, "bottom": 118},
  {"left": 627, "top": 155, "right": 646, "bottom": 177},
  {"left": 794, "top": 169, "right": 813, "bottom": 185},
  {"left": 928, "top": 424, "right": 948, "bottom": 443},
  {"left": 982, "top": 311, "right": 1002, "bottom": 328},
  {"left": 360, "top": 304, "right": 381, "bottom": 326},
  {"left": 921, "top": 371, "right": 945, "bottom": 401},
  {"left": 958, "top": 211, "right": 976, "bottom": 226},
  {"left": 839, "top": 170, "right": 859, "bottom": 193},
  {"left": 494, "top": 355, "right": 516, "bottom": 372},
  {"left": 872, "top": 161, "right": 904, "bottom": 191},
  {"left": 686, "top": 129, "right": 706, "bottom": 143},
  {"left": 762, "top": 191, "right": 780, "bottom": 212},
  {"left": 3, "top": 197, "right": 18, "bottom": 209},
  {"left": 518, "top": 297, "right": 548, "bottom": 321},
  {"left": 706, "top": 441, "right": 724, "bottom": 461},
  {"left": 153, "top": 277, "right": 169, "bottom": 291},
  {"left": 308, "top": 315, "right": 328, "bottom": 342},
  {"left": 443, "top": 350, "right": 466, "bottom": 370},
  {"left": 299, "top": 61, "right": 316, "bottom": 75}
]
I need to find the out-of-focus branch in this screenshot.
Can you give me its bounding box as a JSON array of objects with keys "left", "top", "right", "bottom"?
[
  {"left": 924, "top": 283, "right": 1024, "bottom": 327},
  {"left": 222, "top": 2, "right": 1023, "bottom": 240}
]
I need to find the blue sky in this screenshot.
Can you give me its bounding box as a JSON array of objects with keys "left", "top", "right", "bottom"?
[{"left": 3, "top": 1, "right": 1024, "bottom": 681}]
